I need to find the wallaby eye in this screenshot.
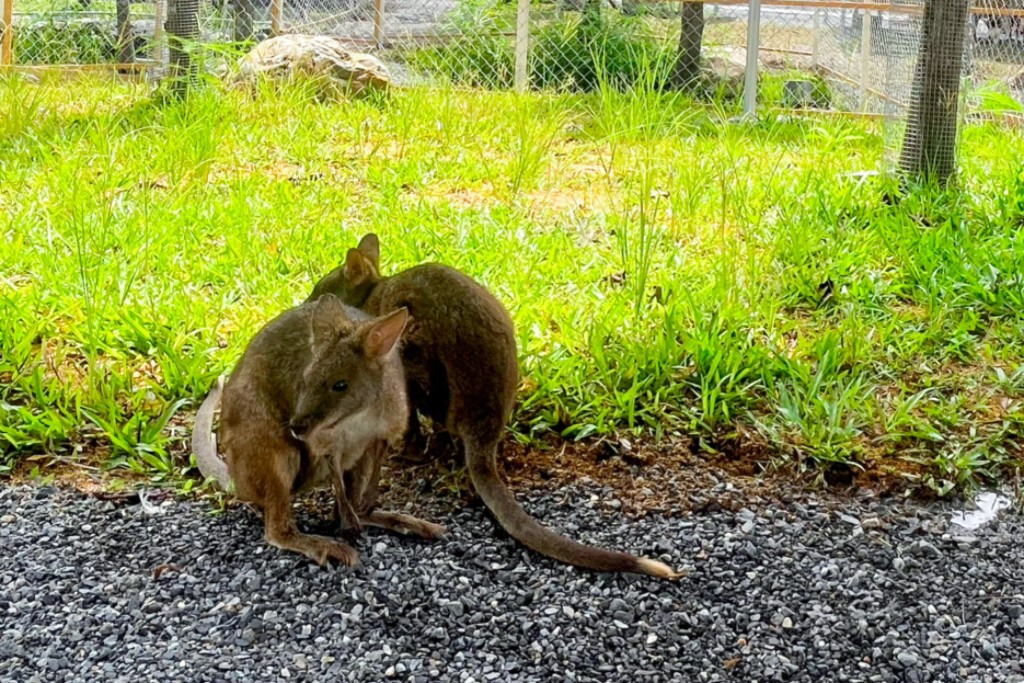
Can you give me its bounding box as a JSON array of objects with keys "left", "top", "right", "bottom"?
[{"left": 332, "top": 381, "right": 349, "bottom": 393}]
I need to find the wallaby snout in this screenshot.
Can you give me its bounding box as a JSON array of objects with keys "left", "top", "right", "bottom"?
[
  {"left": 290, "top": 396, "right": 323, "bottom": 439},
  {"left": 288, "top": 420, "right": 309, "bottom": 439}
]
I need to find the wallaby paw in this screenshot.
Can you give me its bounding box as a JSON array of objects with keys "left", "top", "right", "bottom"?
[
  {"left": 417, "top": 521, "right": 447, "bottom": 541},
  {"left": 316, "top": 541, "right": 359, "bottom": 568},
  {"left": 398, "top": 519, "right": 446, "bottom": 541},
  {"left": 272, "top": 532, "right": 360, "bottom": 568}
]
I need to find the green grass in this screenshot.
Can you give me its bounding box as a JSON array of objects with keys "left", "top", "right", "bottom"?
[{"left": 2, "top": 73, "right": 1024, "bottom": 495}]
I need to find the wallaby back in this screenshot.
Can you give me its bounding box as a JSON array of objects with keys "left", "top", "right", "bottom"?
[{"left": 309, "top": 235, "right": 683, "bottom": 579}]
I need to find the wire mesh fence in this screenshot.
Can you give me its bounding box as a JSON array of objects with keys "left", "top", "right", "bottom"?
[
  {"left": 0, "top": 0, "right": 254, "bottom": 70},
  {"left": 2, "top": 0, "right": 166, "bottom": 67},
  {"left": 722, "top": 0, "right": 1023, "bottom": 117},
  {"left": 3, "top": 0, "right": 1022, "bottom": 123},
  {"left": 249, "top": 0, "right": 1023, "bottom": 118}
]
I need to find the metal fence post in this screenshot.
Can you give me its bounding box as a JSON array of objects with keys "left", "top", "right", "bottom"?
[
  {"left": 743, "top": 0, "right": 762, "bottom": 119},
  {"left": 514, "top": 0, "right": 530, "bottom": 92},
  {"left": 1, "top": 0, "right": 13, "bottom": 66}
]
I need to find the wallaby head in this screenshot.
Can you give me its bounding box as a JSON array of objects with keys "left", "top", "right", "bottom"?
[
  {"left": 308, "top": 233, "right": 383, "bottom": 307},
  {"left": 290, "top": 293, "right": 409, "bottom": 458}
]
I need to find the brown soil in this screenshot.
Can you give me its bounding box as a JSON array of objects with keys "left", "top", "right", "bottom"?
[{"left": 6, "top": 412, "right": 923, "bottom": 513}]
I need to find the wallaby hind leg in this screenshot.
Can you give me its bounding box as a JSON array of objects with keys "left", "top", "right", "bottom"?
[
  {"left": 348, "top": 441, "right": 385, "bottom": 515},
  {"left": 264, "top": 492, "right": 359, "bottom": 566},
  {"left": 346, "top": 441, "right": 446, "bottom": 541},
  {"left": 258, "top": 447, "right": 359, "bottom": 567},
  {"left": 402, "top": 410, "right": 429, "bottom": 463},
  {"left": 360, "top": 510, "right": 447, "bottom": 541},
  {"left": 332, "top": 467, "right": 363, "bottom": 540}
]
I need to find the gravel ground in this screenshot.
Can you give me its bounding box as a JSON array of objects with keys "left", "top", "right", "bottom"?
[{"left": 1, "top": 483, "right": 1023, "bottom": 683}]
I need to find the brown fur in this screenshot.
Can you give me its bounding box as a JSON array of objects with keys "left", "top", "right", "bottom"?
[
  {"left": 308, "top": 234, "right": 683, "bottom": 579},
  {"left": 191, "top": 294, "right": 445, "bottom": 566}
]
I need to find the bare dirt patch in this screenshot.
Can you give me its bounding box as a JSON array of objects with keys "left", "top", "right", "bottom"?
[{"left": 6, "top": 407, "right": 929, "bottom": 515}]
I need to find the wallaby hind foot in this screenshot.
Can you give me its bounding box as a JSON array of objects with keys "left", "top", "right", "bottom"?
[
  {"left": 266, "top": 528, "right": 360, "bottom": 567},
  {"left": 263, "top": 483, "right": 360, "bottom": 567},
  {"left": 361, "top": 510, "right": 447, "bottom": 540}
]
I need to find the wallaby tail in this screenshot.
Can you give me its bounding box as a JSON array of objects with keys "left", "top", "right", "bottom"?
[
  {"left": 465, "top": 439, "right": 684, "bottom": 580},
  {"left": 192, "top": 376, "right": 232, "bottom": 490}
]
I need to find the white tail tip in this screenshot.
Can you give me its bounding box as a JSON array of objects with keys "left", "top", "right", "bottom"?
[{"left": 637, "top": 557, "right": 687, "bottom": 580}]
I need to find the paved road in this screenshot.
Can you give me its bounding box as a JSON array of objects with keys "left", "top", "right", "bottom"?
[{"left": 1, "top": 484, "right": 1022, "bottom": 682}]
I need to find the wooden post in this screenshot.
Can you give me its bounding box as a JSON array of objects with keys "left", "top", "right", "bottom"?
[
  {"left": 1, "top": 0, "right": 13, "bottom": 66},
  {"left": 115, "top": 0, "right": 135, "bottom": 65},
  {"left": 859, "top": 9, "right": 872, "bottom": 111},
  {"left": 271, "top": 0, "right": 283, "bottom": 36},
  {"left": 743, "top": 0, "right": 762, "bottom": 119},
  {"left": 373, "top": 0, "right": 383, "bottom": 49},
  {"left": 514, "top": 0, "right": 529, "bottom": 92},
  {"left": 672, "top": 2, "right": 705, "bottom": 89}
]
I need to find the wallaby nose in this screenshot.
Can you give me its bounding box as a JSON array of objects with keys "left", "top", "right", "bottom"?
[{"left": 289, "top": 421, "right": 308, "bottom": 439}]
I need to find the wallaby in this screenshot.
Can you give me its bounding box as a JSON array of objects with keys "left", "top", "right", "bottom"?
[
  {"left": 308, "top": 234, "right": 683, "bottom": 580},
  {"left": 191, "top": 293, "right": 445, "bottom": 566}
]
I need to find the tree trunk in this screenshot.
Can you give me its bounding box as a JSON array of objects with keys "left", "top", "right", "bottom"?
[
  {"left": 115, "top": 0, "right": 135, "bottom": 65},
  {"left": 671, "top": 2, "right": 704, "bottom": 89},
  {"left": 166, "top": 0, "right": 200, "bottom": 96},
  {"left": 234, "top": 0, "right": 257, "bottom": 42},
  {"left": 898, "top": 0, "right": 970, "bottom": 184}
]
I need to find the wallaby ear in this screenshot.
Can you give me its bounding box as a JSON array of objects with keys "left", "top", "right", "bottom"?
[
  {"left": 357, "top": 233, "right": 380, "bottom": 269},
  {"left": 363, "top": 307, "right": 409, "bottom": 359},
  {"left": 343, "top": 248, "right": 372, "bottom": 286},
  {"left": 310, "top": 293, "right": 350, "bottom": 350}
]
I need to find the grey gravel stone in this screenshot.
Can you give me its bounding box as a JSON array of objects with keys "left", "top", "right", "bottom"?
[
  {"left": 1, "top": 484, "right": 1022, "bottom": 683},
  {"left": 897, "top": 650, "right": 919, "bottom": 667}
]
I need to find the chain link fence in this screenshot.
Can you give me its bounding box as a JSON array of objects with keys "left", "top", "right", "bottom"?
[
  {"left": 254, "top": 0, "right": 1022, "bottom": 117},
  {"left": 1, "top": 0, "right": 167, "bottom": 68},
  {"left": 0, "top": 0, "right": 258, "bottom": 71},
  {"left": 715, "top": 0, "right": 1023, "bottom": 117},
  {"left": 3, "top": 0, "right": 1021, "bottom": 122}
]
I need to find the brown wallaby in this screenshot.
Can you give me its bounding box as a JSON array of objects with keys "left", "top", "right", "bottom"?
[
  {"left": 191, "top": 293, "right": 445, "bottom": 566},
  {"left": 308, "top": 234, "right": 683, "bottom": 580}
]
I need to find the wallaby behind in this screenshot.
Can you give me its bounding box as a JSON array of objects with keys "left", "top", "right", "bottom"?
[
  {"left": 308, "top": 235, "right": 682, "bottom": 579},
  {"left": 191, "top": 294, "right": 444, "bottom": 566}
]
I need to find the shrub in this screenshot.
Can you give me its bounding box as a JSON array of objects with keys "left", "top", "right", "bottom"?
[{"left": 14, "top": 18, "right": 117, "bottom": 64}]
